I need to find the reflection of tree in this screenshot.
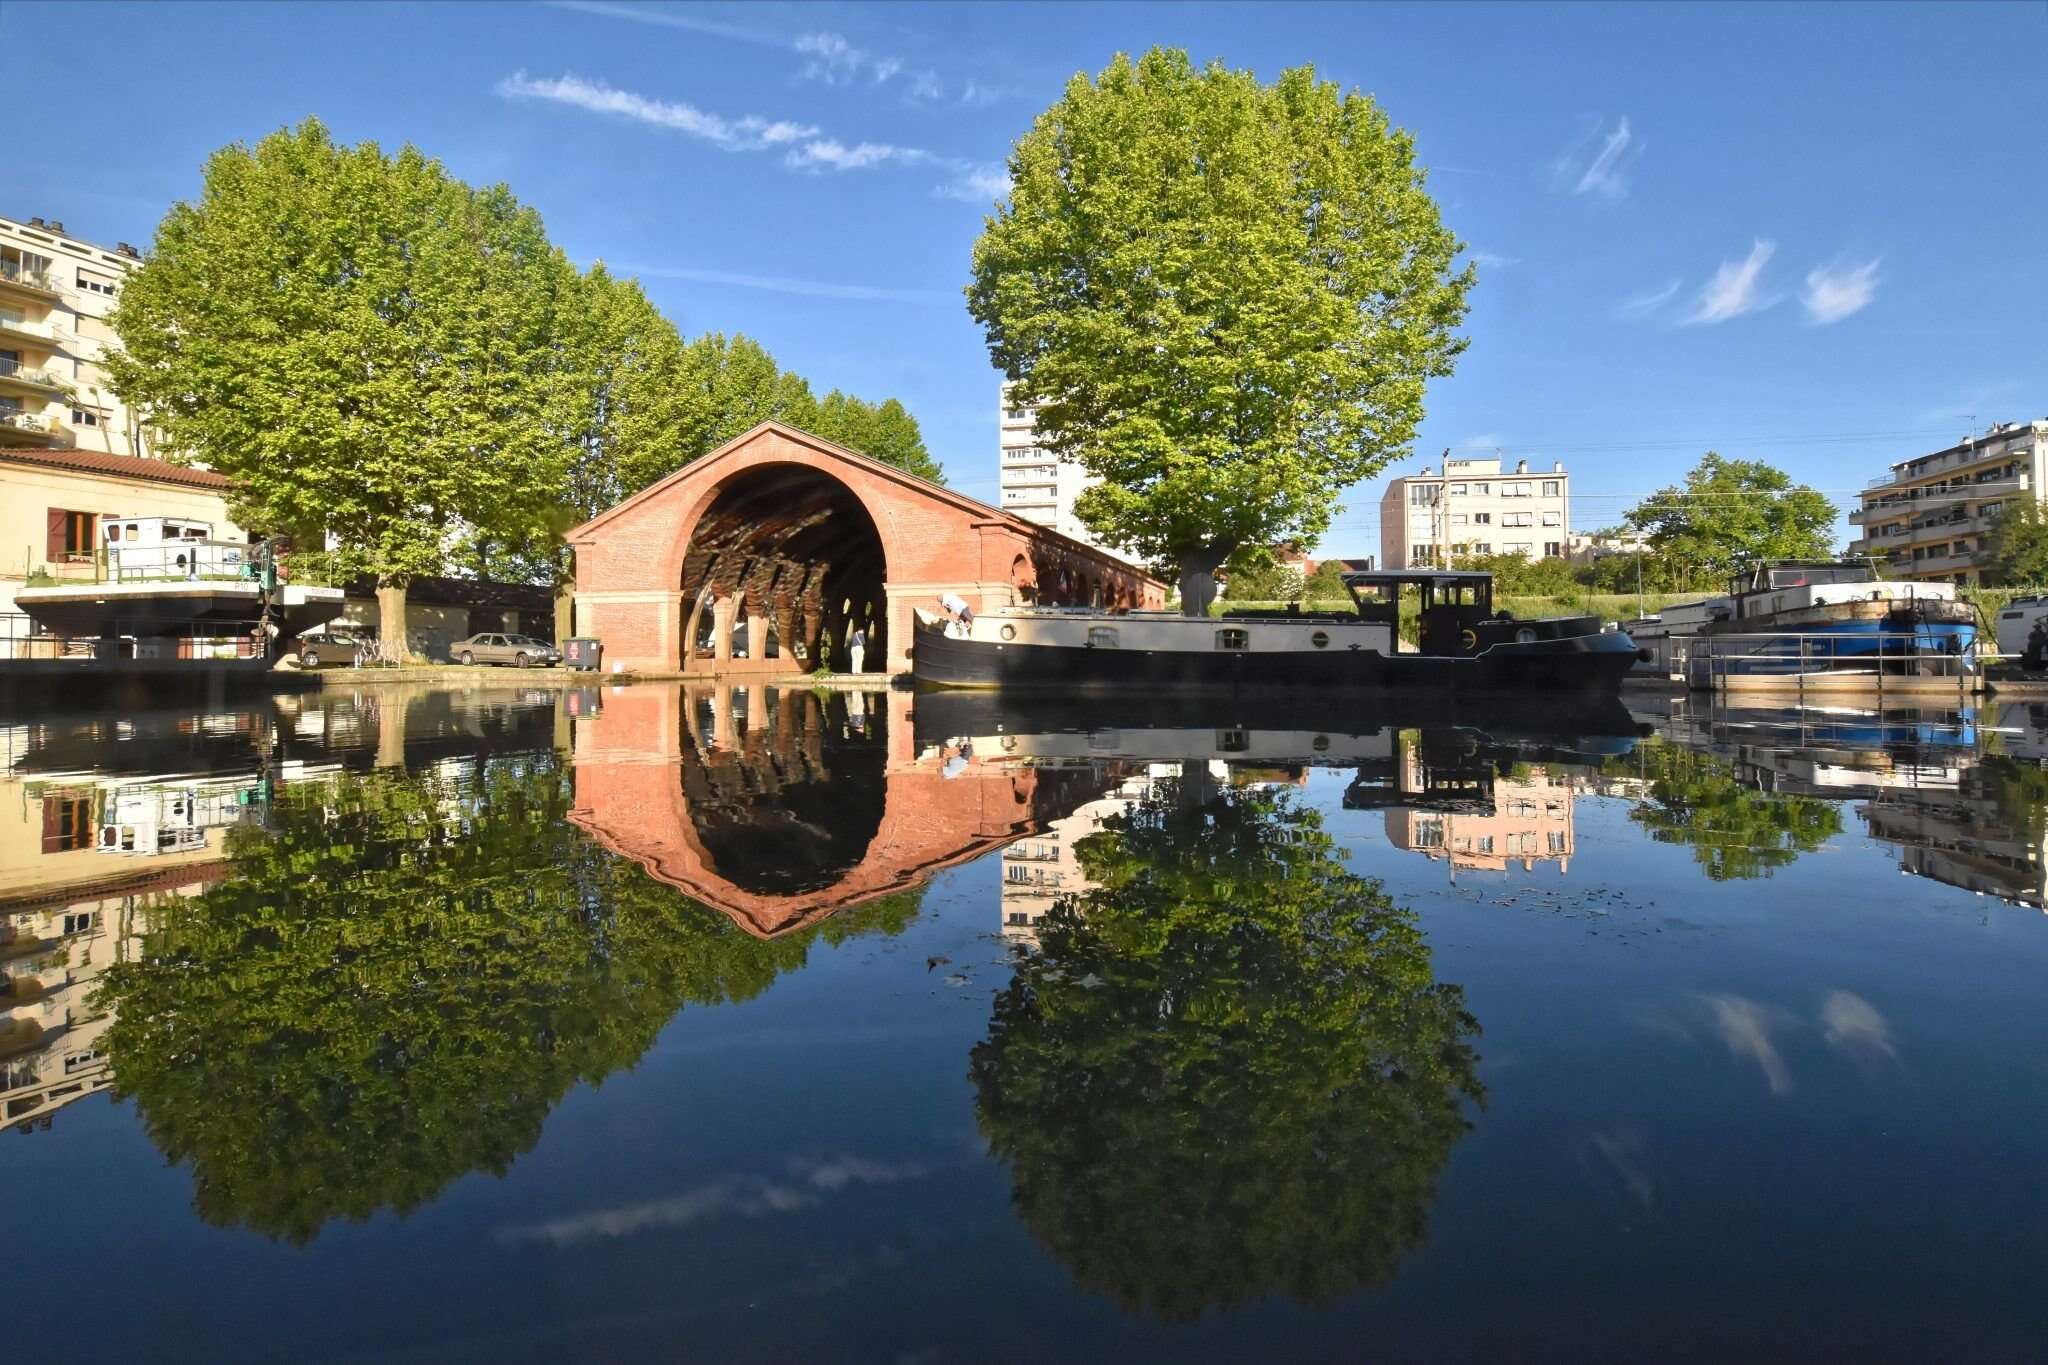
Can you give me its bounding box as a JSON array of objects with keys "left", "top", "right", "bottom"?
[
  {"left": 95, "top": 757, "right": 917, "bottom": 1244},
  {"left": 1614, "top": 742, "right": 1842, "bottom": 880},
  {"left": 970, "top": 778, "right": 1481, "bottom": 1321},
  {"left": 1977, "top": 753, "right": 2048, "bottom": 845}
]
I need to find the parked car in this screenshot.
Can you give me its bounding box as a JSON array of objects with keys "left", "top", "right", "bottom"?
[
  {"left": 453, "top": 632, "right": 562, "bottom": 667},
  {"left": 295, "top": 626, "right": 374, "bottom": 668}
]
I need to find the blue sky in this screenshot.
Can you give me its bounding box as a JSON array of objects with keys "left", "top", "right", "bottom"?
[{"left": 5, "top": 0, "right": 2043, "bottom": 556}]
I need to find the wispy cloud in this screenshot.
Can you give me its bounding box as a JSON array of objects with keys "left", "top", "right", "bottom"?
[
  {"left": 934, "top": 163, "right": 1010, "bottom": 203},
  {"left": 547, "top": 0, "right": 997, "bottom": 105},
  {"left": 620, "top": 264, "right": 954, "bottom": 304},
  {"left": 1616, "top": 278, "right": 1681, "bottom": 321},
  {"left": 1802, "top": 258, "right": 1881, "bottom": 325},
  {"left": 499, "top": 71, "right": 995, "bottom": 200},
  {"left": 787, "top": 138, "right": 928, "bottom": 172},
  {"left": 1554, "top": 116, "right": 1642, "bottom": 202},
  {"left": 1683, "top": 239, "right": 1780, "bottom": 326},
  {"left": 1470, "top": 251, "right": 1518, "bottom": 270},
  {"left": 497, "top": 1155, "right": 925, "bottom": 1248},
  {"left": 497, "top": 72, "right": 813, "bottom": 151}
]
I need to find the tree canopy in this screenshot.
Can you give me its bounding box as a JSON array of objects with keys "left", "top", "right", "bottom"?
[
  {"left": 1622, "top": 453, "right": 1839, "bottom": 584},
  {"left": 967, "top": 48, "right": 1472, "bottom": 613},
  {"left": 1987, "top": 499, "right": 2048, "bottom": 587},
  {"left": 970, "top": 774, "right": 1482, "bottom": 1320},
  {"left": 94, "top": 755, "right": 920, "bottom": 1244},
  {"left": 109, "top": 119, "right": 937, "bottom": 626}
]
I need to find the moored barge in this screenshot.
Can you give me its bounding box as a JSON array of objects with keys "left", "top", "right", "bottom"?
[{"left": 912, "top": 569, "right": 1642, "bottom": 694}]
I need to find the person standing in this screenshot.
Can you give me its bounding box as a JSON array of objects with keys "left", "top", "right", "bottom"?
[{"left": 848, "top": 625, "right": 866, "bottom": 674}]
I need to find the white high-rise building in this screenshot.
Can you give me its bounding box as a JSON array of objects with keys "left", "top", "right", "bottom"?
[
  {"left": 995, "top": 382, "right": 1132, "bottom": 560},
  {"left": 1379, "top": 455, "right": 1573, "bottom": 569},
  {"left": 0, "top": 213, "right": 148, "bottom": 456}
]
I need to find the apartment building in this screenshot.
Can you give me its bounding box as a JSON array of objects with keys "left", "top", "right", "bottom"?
[
  {"left": 0, "top": 214, "right": 146, "bottom": 457},
  {"left": 1379, "top": 455, "right": 1571, "bottom": 569},
  {"left": 995, "top": 382, "right": 1134, "bottom": 561},
  {"left": 1848, "top": 420, "right": 2048, "bottom": 586}
]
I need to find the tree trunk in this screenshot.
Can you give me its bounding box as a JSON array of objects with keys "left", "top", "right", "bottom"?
[
  {"left": 376, "top": 579, "right": 411, "bottom": 662},
  {"left": 553, "top": 581, "right": 574, "bottom": 646},
  {"left": 1177, "top": 545, "right": 1232, "bottom": 618}
]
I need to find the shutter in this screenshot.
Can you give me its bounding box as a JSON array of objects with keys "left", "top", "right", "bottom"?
[{"left": 46, "top": 508, "right": 68, "bottom": 561}]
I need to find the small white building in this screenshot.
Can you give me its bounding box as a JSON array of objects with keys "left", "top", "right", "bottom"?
[{"left": 1380, "top": 455, "right": 1572, "bottom": 569}]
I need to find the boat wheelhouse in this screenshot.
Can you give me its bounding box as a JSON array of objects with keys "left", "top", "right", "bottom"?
[{"left": 909, "top": 568, "right": 1641, "bottom": 694}]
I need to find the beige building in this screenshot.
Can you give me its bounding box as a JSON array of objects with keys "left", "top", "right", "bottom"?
[
  {"left": 0, "top": 214, "right": 146, "bottom": 458},
  {"left": 0, "top": 447, "right": 242, "bottom": 618},
  {"left": 996, "top": 382, "right": 1137, "bottom": 563},
  {"left": 999, "top": 769, "right": 1167, "bottom": 945},
  {"left": 1847, "top": 420, "right": 2048, "bottom": 586},
  {"left": 1380, "top": 456, "right": 1572, "bottom": 569}
]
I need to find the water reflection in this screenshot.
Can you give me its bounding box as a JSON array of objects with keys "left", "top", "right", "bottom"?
[{"left": 970, "top": 771, "right": 1483, "bottom": 1320}]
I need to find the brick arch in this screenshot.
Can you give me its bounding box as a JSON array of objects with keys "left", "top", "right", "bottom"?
[{"left": 568, "top": 422, "right": 1168, "bottom": 675}]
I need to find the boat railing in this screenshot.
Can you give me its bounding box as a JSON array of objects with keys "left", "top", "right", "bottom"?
[{"left": 1672, "top": 630, "right": 1980, "bottom": 700}]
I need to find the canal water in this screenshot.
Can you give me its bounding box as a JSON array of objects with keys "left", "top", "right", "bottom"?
[{"left": 4, "top": 682, "right": 2046, "bottom": 1362}]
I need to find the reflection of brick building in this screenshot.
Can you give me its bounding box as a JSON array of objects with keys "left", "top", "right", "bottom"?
[
  {"left": 568, "top": 682, "right": 1129, "bottom": 938},
  {"left": 1383, "top": 743, "right": 1578, "bottom": 875}
]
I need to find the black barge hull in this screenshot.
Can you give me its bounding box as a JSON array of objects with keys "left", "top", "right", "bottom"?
[{"left": 911, "top": 626, "right": 1641, "bottom": 694}]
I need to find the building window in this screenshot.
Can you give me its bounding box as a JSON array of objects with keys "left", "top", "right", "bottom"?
[
  {"left": 1506, "top": 542, "right": 1532, "bottom": 555},
  {"left": 1542, "top": 511, "right": 1561, "bottom": 526},
  {"left": 40, "top": 796, "right": 92, "bottom": 853},
  {"left": 1215, "top": 628, "right": 1249, "bottom": 650},
  {"left": 70, "top": 407, "right": 102, "bottom": 427},
  {"left": 1448, "top": 482, "right": 1467, "bottom": 495},
  {"left": 1504, "top": 512, "right": 1532, "bottom": 527},
  {"left": 62, "top": 911, "right": 99, "bottom": 936},
  {"left": 1472, "top": 512, "right": 1491, "bottom": 525},
  {"left": 1471, "top": 541, "right": 1492, "bottom": 554},
  {"left": 1450, "top": 513, "right": 1468, "bottom": 525},
  {"left": 1544, "top": 541, "right": 1563, "bottom": 557},
  {"left": 1542, "top": 480, "right": 1561, "bottom": 496},
  {"left": 1409, "top": 484, "right": 1440, "bottom": 505},
  {"left": 1409, "top": 544, "right": 1437, "bottom": 565},
  {"left": 1472, "top": 482, "right": 1490, "bottom": 495},
  {"left": 76, "top": 271, "right": 118, "bottom": 296},
  {"left": 46, "top": 508, "right": 96, "bottom": 562}
]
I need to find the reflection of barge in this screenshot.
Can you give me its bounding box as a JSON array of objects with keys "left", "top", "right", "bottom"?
[{"left": 913, "top": 570, "right": 1641, "bottom": 694}]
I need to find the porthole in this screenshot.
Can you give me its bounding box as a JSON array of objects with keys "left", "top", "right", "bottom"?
[
  {"left": 1312, "top": 734, "right": 1330, "bottom": 751},
  {"left": 999, "top": 624, "right": 1016, "bottom": 641},
  {"left": 1310, "top": 630, "right": 1330, "bottom": 649}
]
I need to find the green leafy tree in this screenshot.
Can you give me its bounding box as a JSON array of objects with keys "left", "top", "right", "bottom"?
[
  {"left": 1987, "top": 499, "right": 2048, "bottom": 587},
  {"left": 812, "top": 391, "right": 944, "bottom": 482},
  {"left": 95, "top": 756, "right": 920, "bottom": 1243},
  {"left": 970, "top": 777, "right": 1482, "bottom": 1320},
  {"left": 1623, "top": 453, "right": 1839, "bottom": 586},
  {"left": 106, "top": 119, "right": 581, "bottom": 660},
  {"left": 968, "top": 48, "right": 1472, "bottom": 614},
  {"left": 1608, "top": 741, "right": 1842, "bottom": 880}
]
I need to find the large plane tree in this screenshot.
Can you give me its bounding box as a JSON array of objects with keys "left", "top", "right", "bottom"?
[{"left": 968, "top": 49, "right": 1472, "bottom": 613}]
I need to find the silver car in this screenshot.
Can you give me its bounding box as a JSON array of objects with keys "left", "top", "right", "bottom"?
[{"left": 453, "top": 632, "right": 562, "bottom": 668}]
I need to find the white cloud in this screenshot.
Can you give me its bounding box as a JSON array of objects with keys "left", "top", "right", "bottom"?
[
  {"left": 872, "top": 57, "right": 903, "bottom": 85},
  {"left": 544, "top": 0, "right": 781, "bottom": 47},
  {"left": 1683, "top": 240, "right": 1780, "bottom": 326},
  {"left": 787, "top": 139, "right": 929, "bottom": 172},
  {"left": 1470, "top": 251, "right": 1518, "bottom": 270},
  {"left": 496, "top": 72, "right": 814, "bottom": 151},
  {"left": 934, "top": 163, "right": 1010, "bottom": 203},
  {"left": 907, "top": 70, "right": 944, "bottom": 101},
  {"left": 958, "top": 80, "right": 1008, "bottom": 108},
  {"left": 620, "top": 264, "right": 954, "bottom": 304},
  {"left": 795, "top": 31, "right": 867, "bottom": 85},
  {"left": 1554, "top": 116, "right": 1641, "bottom": 201},
  {"left": 1616, "top": 278, "right": 1680, "bottom": 321},
  {"left": 1802, "top": 258, "right": 1881, "bottom": 325}
]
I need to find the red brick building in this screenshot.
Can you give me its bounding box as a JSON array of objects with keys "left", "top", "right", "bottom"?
[{"left": 567, "top": 422, "right": 1165, "bottom": 675}]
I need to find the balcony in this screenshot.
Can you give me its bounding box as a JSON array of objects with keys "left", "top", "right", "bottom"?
[
  {"left": 0, "top": 411, "right": 65, "bottom": 446},
  {"left": 0, "top": 260, "right": 61, "bottom": 301},
  {"left": 1870, "top": 437, "right": 2035, "bottom": 492},
  {"left": 0, "top": 314, "right": 58, "bottom": 349},
  {"left": 0, "top": 359, "right": 66, "bottom": 397}
]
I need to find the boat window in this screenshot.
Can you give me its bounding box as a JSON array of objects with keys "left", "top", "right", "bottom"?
[
  {"left": 1086, "top": 626, "right": 1118, "bottom": 648},
  {"left": 1215, "top": 628, "right": 1249, "bottom": 651},
  {"left": 1310, "top": 630, "right": 1330, "bottom": 649},
  {"left": 998, "top": 624, "right": 1016, "bottom": 641},
  {"left": 1216, "top": 728, "right": 1248, "bottom": 752}
]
